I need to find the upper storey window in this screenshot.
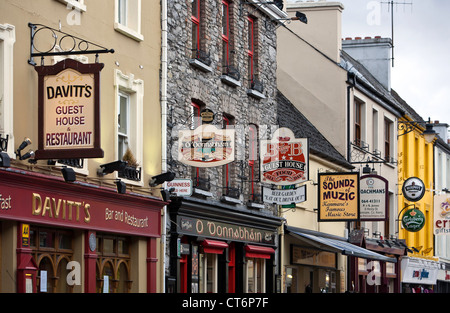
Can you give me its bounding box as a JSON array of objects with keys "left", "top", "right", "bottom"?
[{"left": 115, "top": 0, "right": 143, "bottom": 41}]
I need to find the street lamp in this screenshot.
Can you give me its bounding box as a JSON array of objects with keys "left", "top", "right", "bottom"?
[{"left": 398, "top": 118, "right": 437, "bottom": 144}]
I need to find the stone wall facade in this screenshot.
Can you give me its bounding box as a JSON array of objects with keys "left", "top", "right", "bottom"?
[{"left": 166, "top": 0, "right": 280, "bottom": 210}]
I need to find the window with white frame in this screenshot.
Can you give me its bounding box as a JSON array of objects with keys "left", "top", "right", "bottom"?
[
  {"left": 0, "top": 24, "right": 15, "bottom": 158},
  {"left": 118, "top": 92, "right": 130, "bottom": 161},
  {"left": 114, "top": 0, "right": 143, "bottom": 41},
  {"left": 114, "top": 69, "right": 144, "bottom": 185},
  {"left": 246, "top": 258, "right": 265, "bottom": 293}
]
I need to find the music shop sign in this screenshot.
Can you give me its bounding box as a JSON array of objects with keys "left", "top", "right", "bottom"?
[{"left": 34, "top": 59, "right": 104, "bottom": 159}]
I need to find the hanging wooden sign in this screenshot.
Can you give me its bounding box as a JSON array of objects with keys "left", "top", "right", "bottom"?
[
  {"left": 34, "top": 58, "right": 104, "bottom": 159},
  {"left": 260, "top": 128, "right": 309, "bottom": 186}
]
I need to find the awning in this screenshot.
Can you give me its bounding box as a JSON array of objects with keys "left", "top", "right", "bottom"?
[
  {"left": 287, "top": 227, "right": 397, "bottom": 263},
  {"left": 245, "top": 245, "right": 275, "bottom": 259},
  {"left": 201, "top": 239, "right": 228, "bottom": 254}
]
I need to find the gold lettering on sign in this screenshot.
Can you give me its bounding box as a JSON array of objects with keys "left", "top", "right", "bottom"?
[{"left": 32, "top": 193, "right": 91, "bottom": 223}]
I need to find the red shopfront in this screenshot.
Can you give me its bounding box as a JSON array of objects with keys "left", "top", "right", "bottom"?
[{"left": 0, "top": 168, "right": 164, "bottom": 293}]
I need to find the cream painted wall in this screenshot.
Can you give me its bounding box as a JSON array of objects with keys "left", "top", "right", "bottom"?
[
  {"left": 1, "top": 0, "right": 163, "bottom": 292},
  {"left": 277, "top": 4, "right": 348, "bottom": 157}
]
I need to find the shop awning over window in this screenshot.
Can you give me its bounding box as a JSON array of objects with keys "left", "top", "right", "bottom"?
[
  {"left": 245, "top": 245, "right": 275, "bottom": 259},
  {"left": 286, "top": 227, "right": 397, "bottom": 263},
  {"left": 201, "top": 239, "right": 229, "bottom": 254}
]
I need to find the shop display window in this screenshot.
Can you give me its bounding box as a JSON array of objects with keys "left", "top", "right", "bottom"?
[
  {"left": 29, "top": 226, "right": 74, "bottom": 293},
  {"left": 96, "top": 234, "right": 131, "bottom": 293},
  {"left": 246, "top": 258, "right": 265, "bottom": 293}
]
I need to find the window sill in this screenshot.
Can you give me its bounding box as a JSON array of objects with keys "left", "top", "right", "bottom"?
[
  {"left": 220, "top": 75, "right": 241, "bottom": 88},
  {"left": 114, "top": 22, "right": 144, "bottom": 42},
  {"left": 189, "top": 59, "right": 213, "bottom": 73},
  {"left": 247, "top": 89, "right": 266, "bottom": 99},
  {"left": 192, "top": 188, "right": 213, "bottom": 198},
  {"left": 247, "top": 201, "right": 265, "bottom": 210},
  {"left": 56, "top": 0, "right": 86, "bottom": 12},
  {"left": 221, "top": 195, "right": 242, "bottom": 205}
]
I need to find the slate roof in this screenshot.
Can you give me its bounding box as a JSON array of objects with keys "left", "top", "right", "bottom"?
[
  {"left": 276, "top": 90, "right": 354, "bottom": 170},
  {"left": 340, "top": 50, "right": 405, "bottom": 117}
]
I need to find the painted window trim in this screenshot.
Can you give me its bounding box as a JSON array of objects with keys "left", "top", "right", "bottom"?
[
  {"left": 56, "top": 0, "right": 87, "bottom": 12},
  {"left": 114, "top": 0, "right": 144, "bottom": 42},
  {"left": 114, "top": 69, "right": 144, "bottom": 186},
  {"left": 0, "top": 24, "right": 15, "bottom": 159}
]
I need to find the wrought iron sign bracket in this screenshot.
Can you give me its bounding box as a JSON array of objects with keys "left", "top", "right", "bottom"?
[{"left": 28, "top": 23, "right": 114, "bottom": 66}]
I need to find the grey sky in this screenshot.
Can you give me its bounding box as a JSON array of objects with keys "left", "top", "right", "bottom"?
[{"left": 338, "top": 0, "right": 450, "bottom": 124}]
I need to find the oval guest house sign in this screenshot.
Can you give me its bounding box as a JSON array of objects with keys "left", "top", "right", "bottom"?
[{"left": 34, "top": 59, "right": 104, "bottom": 159}]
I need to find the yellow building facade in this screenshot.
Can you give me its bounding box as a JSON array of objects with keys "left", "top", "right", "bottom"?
[{"left": 397, "top": 116, "right": 435, "bottom": 257}]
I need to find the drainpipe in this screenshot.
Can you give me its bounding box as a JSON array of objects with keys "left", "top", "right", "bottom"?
[
  {"left": 161, "top": 0, "right": 168, "bottom": 293},
  {"left": 346, "top": 71, "right": 355, "bottom": 292}
]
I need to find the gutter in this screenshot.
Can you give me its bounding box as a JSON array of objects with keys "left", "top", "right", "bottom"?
[{"left": 161, "top": 0, "right": 168, "bottom": 293}]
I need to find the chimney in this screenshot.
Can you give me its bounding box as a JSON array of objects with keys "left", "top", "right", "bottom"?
[{"left": 342, "top": 37, "right": 393, "bottom": 91}]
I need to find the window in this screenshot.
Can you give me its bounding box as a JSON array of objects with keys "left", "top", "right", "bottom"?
[
  {"left": 247, "top": 16, "right": 255, "bottom": 85},
  {"left": 0, "top": 24, "right": 15, "bottom": 158},
  {"left": 29, "top": 227, "right": 74, "bottom": 293},
  {"left": 372, "top": 109, "right": 379, "bottom": 152},
  {"left": 249, "top": 124, "right": 259, "bottom": 200},
  {"left": 354, "top": 99, "right": 362, "bottom": 146},
  {"left": 384, "top": 118, "right": 393, "bottom": 161},
  {"left": 191, "top": 0, "right": 201, "bottom": 58},
  {"left": 114, "top": 0, "right": 143, "bottom": 41},
  {"left": 118, "top": 92, "right": 129, "bottom": 161},
  {"left": 114, "top": 69, "right": 144, "bottom": 184},
  {"left": 96, "top": 234, "right": 131, "bottom": 293},
  {"left": 223, "top": 114, "right": 236, "bottom": 196},
  {"left": 222, "top": 0, "right": 230, "bottom": 68},
  {"left": 191, "top": 102, "right": 208, "bottom": 190},
  {"left": 246, "top": 258, "right": 265, "bottom": 293}
]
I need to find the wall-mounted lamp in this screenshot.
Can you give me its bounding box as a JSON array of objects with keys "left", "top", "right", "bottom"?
[
  {"left": 61, "top": 167, "right": 76, "bottom": 182},
  {"left": 273, "top": 11, "right": 308, "bottom": 24},
  {"left": 398, "top": 118, "right": 437, "bottom": 143},
  {"left": 149, "top": 172, "right": 176, "bottom": 187},
  {"left": 0, "top": 152, "right": 10, "bottom": 167},
  {"left": 160, "top": 187, "right": 175, "bottom": 202},
  {"left": 116, "top": 179, "right": 126, "bottom": 194},
  {"left": 15, "top": 138, "right": 35, "bottom": 161},
  {"left": 98, "top": 160, "right": 128, "bottom": 176}
]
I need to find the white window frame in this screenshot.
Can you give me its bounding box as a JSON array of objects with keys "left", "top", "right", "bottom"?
[
  {"left": 114, "top": 0, "right": 144, "bottom": 42},
  {"left": 245, "top": 258, "right": 266, "bottom": 293},
  {"left": 118, "top": 91, "right": 130, "bottom": 162},
  {"left": 0, "top": 24, "right": 15, "bottom": 159},
  {"left": 114, "top": 69, "right": 144, "bottom": 186},
  {"left": 199, "top": 253, "right": 217, "bottom": 293}
]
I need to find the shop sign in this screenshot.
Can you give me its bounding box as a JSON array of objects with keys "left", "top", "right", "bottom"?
[
  {"left": 434, "top": 195, "right": 450, "bottom": 235},
  {"left": 360, "top": 175, "right": 388, "bottom": 221},
  {"left": 402, "top": 177, "right": 425, "bottom": 202},
  {"left": 34, "top": 59, "right": 104, "bottom": 159},
  {"left": 318, "top": 172, "right": 360, "bottom": 222},
  {"left": 262, "top": 185, "right": 306, "bottom": 205},
  {"left": 401, "top": 258, "right": 439, "bottom": 285},
  {"left": 165, "top": 179, "right": 193, "bottom": 197},
  {"left": 178, "top": 124, "right": 235, "bottom": 167},
  {"left": 260, "top": 128, "right": 309, "bottom": 186},
  {"left": 177, "top": 216, "right": 276, "bottom": 245},
  {"left": 402, "top": 207, "right": 425, "bottom": 232},
  {"left": 0, "top": 180, "right": 160, "bottom": 237}
]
